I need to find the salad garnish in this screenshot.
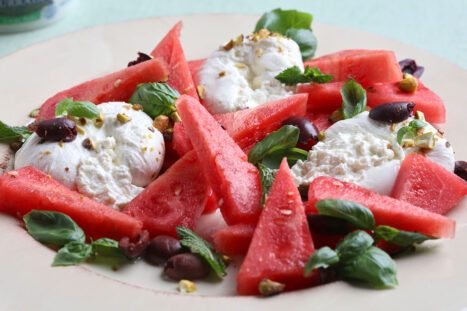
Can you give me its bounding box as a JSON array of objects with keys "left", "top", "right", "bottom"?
[
  {"left": 55, "top": 98, "right": 100, "bottom": 119},
  {"left": 275, "top": 65, "right": 334, "bottom": 86},
  {"left": 341, "top": 78, "right": 367, "bottom": 119},
  {"left": 129, "top": 82, "right": 180, "bottom": 119}
]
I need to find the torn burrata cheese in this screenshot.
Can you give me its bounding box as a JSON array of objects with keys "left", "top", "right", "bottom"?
[
  {"left": 14, "top": 102, "right": 165, "bottom": 209},
  {"left": 291, "top": 111, "right": 455, "bottom": 195},
  {"left": 198, "top": 29, "right": 303, "bottom": 114}
]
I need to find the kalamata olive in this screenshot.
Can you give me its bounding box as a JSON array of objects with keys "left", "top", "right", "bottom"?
[
  {"left": 398, "top": 58, "right": 424, "bottom": 78},
  {"left": 35, "top": 118, "right": 77, "bottom": 142},
  {"left": 119, "top": 230, "right": 150, "bottom": 258},
  {"left": 164, "top": 253, "right": 210, "bottom": 280},
  {"left": 307, "top": 214, "right": 352, "bottom": 235},
  {"left": 128, "top": 52, "right": 152, "bottom": 67},
  {"left": 368, "top": 102, "right": 415, "bottom": 123},
  {"left": 145, "top": 235, "right": 183, "bottom": 265},
  {"left": 454, "top": 161, "right": 467, "bottom": 181},
  {"left": 282, "top": 116, "right": 319, "bottom": 143}
]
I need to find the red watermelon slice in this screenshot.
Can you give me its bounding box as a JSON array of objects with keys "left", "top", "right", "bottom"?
[
  {"left": 303, "top": 49, "right": 402, "bottom": 87},
  {"left": 123, "top": 150, "right": 209, "bottom": 237},
  {"left": 151, "top": 22, "right": 199, "bottom": 99},
  {"left": 176, "top": 95, "right": 261, "bottom": 225},
  {"left": 237, "top": 159, "right": 320, "bottom": 295},
  {"left": 212, "top": 223, "right": 255, "bottom": 255},
  {"left": 308, "top": 176, "right": 456, "bottom": 239},
  {"left": 391, "top": 153, "right": 467, "bottom": 215},
  {"left": 188, "top": 58, "right": 204, "bottom": 87},
  {"left": 172, "top": 122, "right": 193, "bottom": 157},
  {"left": 36, "top": 58, "right": 169, "bottom": 121},
  {"left": 0, "top": 166, "right": 142, "bottom": 241}
]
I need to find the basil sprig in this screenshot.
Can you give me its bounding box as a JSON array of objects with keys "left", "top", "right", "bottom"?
[
  {"left": 23, "top": 210, "right": 127, "bottom": 266},
  {"left": 341, "top": 78, "right": 367, "bottom": 119},
  {"left": 258, "top": 163, "right": 275, "bottom": 208},
  {"left": 254, "top": 8, "right": 317, "bottom": 61},
  {"left": 305, "top": 199, "right": 437, "bottom": 289},
  {"left": 0, "top": 120, "right": 32, "bottom": 144},
  {"left": 176, "top": 226, "right": 227, "bottom": 277},
  {"left": 55, "top": 98, "right": 100, "bottom": 119},
  {"left": 275, "top": 65, "right": 333, "bottom": 86},
  {"left": 129, "top": 82, "right": 180, "bottom": 118},
  {"left": 396, "top": 119, "right": 427, "bottom": 145}
]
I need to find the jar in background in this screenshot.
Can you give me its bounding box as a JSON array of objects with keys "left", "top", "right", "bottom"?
[{"left": 0, "top": 0, "right": 76, "bottom": 33}]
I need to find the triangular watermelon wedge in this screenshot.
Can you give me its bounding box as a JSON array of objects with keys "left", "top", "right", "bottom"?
[
  {"left": 123, "top": 150, "right": 210, "bottom": 237},
  {"left": 176, "top": 95, "right": 261, "bottom": 225},
  {"left": 36, "top": 58, "right": 169, "bottom": 121},
  {"left": 0, "top": 166, "right": 142, "bottom": 241},
  {"left": 308, "top": 176, "right": 456, "bottom": 239},
  {"left": 151, "top": 22, "right": 199, "bottom": 100},
  {"left": 237, "top": 159, "right": 320, "bottom": 295}
]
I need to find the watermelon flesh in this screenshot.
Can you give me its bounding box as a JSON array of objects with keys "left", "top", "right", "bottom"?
[
  {"left": 151, "top": 22, "right": 199, "bottom": 100},
  {"left": 308, "top": 176, "right": 456, "bottom": 239},
  {"left": 297, "top": 79, "right": 445, "bottom": 124},
  {"left": 391, "top": 153, "right": 467, "bottom": 215},
  {"left": 303, "top": 49, "right": 402, "bottom": 87},
  {"left": 187, "top": 58, "right": 204, "bottom": 87},
  {"left": 212, "top": 223, "right": 255, "bottom": 255},
  {"left": 36, "top": 58, "right": 169, "bottom": 121},
  {"left": 123, "top": 150, "right": 209, "bottom": 237},
  {"left": 0, "top": 166, "right": 142, "bottom": 241},
  {"left": 176, "top": 95, "right": 261, "bottom": 225},
  {"left": 172, "top": 122, "right": 193, "bottom": 157},
  {"left": 237, "top": 159, "right": 320, "bottom": 295}
]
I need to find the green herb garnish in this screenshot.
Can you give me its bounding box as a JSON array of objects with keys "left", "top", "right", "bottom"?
[
  {"left": 176, "top": 226, "right": 227, "bottom": 277},
  {"left": 304, "top": 246, "right": 339, "bottom": 275},
  {"left": 258, "top": 163, "right": 275, "bottom": 208},
  {"left": 0, "top": 120, "right": 32, "bottom": 144},
  {"left": 52, "top": 241, "right": 93, "bottom": 266},
  {"left": 55, "top": 98, "right": 100, "bottom": 119},
  {"left": 374, "top": 225, "right": 435, "bottom": 247},
  {"left": 396, "top": 119, "right": 427, "bottom": 145},
  {"left": 129, "top": 82, "right": 180, "bottom": 118},
  {"left": 341, "top": 78, "right": 367, "bottom": 119},
  {"left": 254, "top": 8, "right": 317, "bottom": 60},
  {"left": 275, "top": 65, "right": 333, "bottom": 86},
  {"left": 261, "top": 147, "right": 308, "bottom": 169},
  {"left": 315, "top": 199, "right": 375, "bottom": 230}
]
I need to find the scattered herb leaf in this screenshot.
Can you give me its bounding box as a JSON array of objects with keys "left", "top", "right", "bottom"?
[
  {"left": 92, "top": 238, "right": 126, "bottom": 258},
  {"left": 336, "top": 230, "right": 374, "bottom": 261},
  {"left": 0, "top": 120, "right": 32, "bottom": 144},
  {"left": 23, "top": 210, "right": 85, "bottom": 246},
  {"left": 396, "top": 119, "right": 427, "bottom": 145},
  {"left": 315, "top": 199, "right": 375, "bottom": 230},
  {"left": 374, "top": 225, "right": 436, "bottom": 247},
  {"left": 176, "top": 226, "right": 226, "bottom": 277},
  {"left": 304, "top": 247, "right": 339, "bottom": 276},
  {"left": 341, "top": 78, "right": 367, "bottom": 119},
  {"left": 52, "top": 241, "right": 92, "bottom": 266},
  {"left": 55, "top": 98, "right": 100, "bottom": 119},
  {"left": 261, "top": 147, "right": 308, "bottom": 169},
  {"left": 129, "top": 82, "right": 180, "bottom": 118},
  {"left": 275, "top": 65, "right": 333, "bottom": 86},
  {"left": 258, "top": 163, "right": 275, "bottom": 208}
]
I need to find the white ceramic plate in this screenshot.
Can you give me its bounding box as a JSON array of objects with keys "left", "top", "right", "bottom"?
[{"left": 0, "top": 14, "right": 466, "bottom": 311}]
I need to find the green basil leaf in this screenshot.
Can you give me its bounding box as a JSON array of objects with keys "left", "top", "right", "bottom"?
[
  {"left": 341, "top": 78, "right": 367, "bottom": 119},
  {"left": 23, "top": 210, "right": 85, "bottom": 246},
  {"left": 66, "top": 101, "right": 100, "bottom": 119},
  {"left": 374, "top": 225, "right": 436, "bottom": 247},
  {"left": 129, "top": 82, "right": 180, "bottom": 118},
  {"left": 254, "top": 8, "right": 313, "bottom": 34},
  {"left": 284, "top": 28, "right": 317, "bottom": 61},
  {"left": 0, "top": 120, "right": 32, "bottom": 144},
  {"left": 396, "top": 126, "right": 411, "bottom": 145},
  {"left": 409, "top": 119, "right": 427, "bottom": 129},
  {"left": 248, "top": 125, "right": 300, "bottom": 165},
  {"left": 396, "top": 119, "right": 427, "bottom": 145},
  {"left": 336, "top": 230, "right": 374, "bottom": 261},
  {"left": 92, "top": 238, "right": 126, "bottom": 258},
  {"left": 55, "top": 98, "right": 73, "bottom": 116},
  {"left": 52, "top": 241, "right": 92, "bottom": 266},
  {"left": 338, "top": 246, "right": 398, "bottom": 289},
  {"left": 258, "top": 163, "right": 275, "bottom": 208},
  {"left": 176, "top": 226, "right": 226, "bottom": 277},
  {"left": 304, "top": 247, "right": 339, "bottom": 276},
  {"left": 315, "top": 199, "right": 375, "bottom": 230},
  {"left": 261, "top": 147, "right": 308, "bottom": 169},
  {"left": 275, "top": 65, "right": 333, "bottom": 86}
]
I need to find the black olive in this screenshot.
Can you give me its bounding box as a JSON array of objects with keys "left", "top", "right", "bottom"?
[
  {"left": 145, "top": 235, "right": 183, "bottom": 265},
  {"left": 119, "top": 230, "right": 150, "bottom": 258},
  {"left": 454, "top": 161, "right": 467, "bottom": 182},
  {"left": 35, "top": 118, "right": 77, "bottom": 142},
  {"left": 307, "top": 214, "right": 352, "bottom": 235},
  {"left": 164, "top": 253, "right": 210, "bottom": 280},
  {"left": 282, "top": 116, "right": 319, "bottom": 143},
  {"left": 398, "top": 58, "right": 424, "bottom": 78},
  {"left": 369, "top": 102, "right": 415, "bottom": 123}
]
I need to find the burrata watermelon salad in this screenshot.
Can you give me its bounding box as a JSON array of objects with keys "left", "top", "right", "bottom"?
[{"left": 0, "top": 8, "right": 466, "bottom": 296}]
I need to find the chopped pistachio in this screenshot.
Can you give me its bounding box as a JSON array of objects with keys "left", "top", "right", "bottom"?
[
  {"left": 93, "top": 112, "right": 104, "bottom": 128},
  {"left": 398, "top": 73, "right": 418, "bottom": 93},
  {"left": 178, "top": 280, "right": 197, "bottom": 293},
  {"left": 234, "top": 63, "right": 246, "bottom": 69},
  {"left": 328, "top": 110, "right": 344, "bottom": 123},
  {"left": 196, "top": 85, "right": 206, "bottom": 100},
  {"left": 234, "top": 34, "right": 244, "bottom": 45},
  {"left": 415, "top": 132, "right": 435, "bottom": 149},
  {"left": 258, "top": 279, "right": 285, "bottom": 297},
  {"left": 29, "top": 108, "right": 40, "bottom": 118},
  {"left": 222, "top": 39, "right": 234, "bottom": 51},
  {"left": 117, "top": 113, "right": 131, "bottom": 124},
  {"left": 132, "top": 104, "right": 143, "bottom": 111},
  {"left": 170, "top": 111, "right": 182, "bottom": 123},
  {"left": 415, "top": 111, "right": 425, "bottom": 121},
  {"left": 255, "top": 48, "right": 263, "bottom": 58},
  {"left": 222, "top": 254, "right": 232, "bottom": 266},
  {"left": 161, "top": 76, "right": 169, "bottom": 82},
  {"left": 153, "top": 115, "right": 170, "bottom": 132},
  {"left": 76, "top": 125, "right": 85, "bottom": 135},
  {"left": 218, "top": 71, "right": 226, "bottom": 78},
  {"left": 318, "top": 131, "right": 326, "bottom": 141}
]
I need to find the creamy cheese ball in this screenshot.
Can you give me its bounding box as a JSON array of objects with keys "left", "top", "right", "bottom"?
[
  {"left": 198, "top": 30, "right": 304, "bottom": 114},
  {"left": 291, "top": 111, "right": 455, "bottom": 195},
  {"left": 15, "top": 102, "right": 165, "bottom": 209}
]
